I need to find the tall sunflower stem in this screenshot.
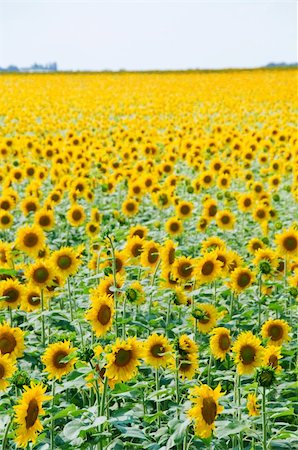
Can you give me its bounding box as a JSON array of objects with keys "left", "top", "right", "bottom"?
[
  {"left": 50, "top": 380, "right": 56, "bottom": 450},
  {"left": 207, "top": 354, "right": 212, "bottom": 385},
  {"left": 107, "top": 235, "right": 119, "bottom": 338},
  {"left": 262, "top": 387, "right": 267, "bottom": 450},
  {"left": 1, "top": 415, "right": 13, "bottom": 450},
  {"left": 67, "top": 278, "right": 74, "bottom": 321},
  {"left": 175, "top": 353, "right": 180, "bottom": 414},
  {"left": 8, "top": 307, "right": 13, "bottom": 327},
  {"left": 258, "top": 274, "right": 262, "bottom": 329},
  {"left": 99, "top": 376, "right": 109, "bottom": 450},
  {"left": 41, "top": 288, "right": 46, "bottom": 347},
  {"left": 155, "top": 368, "right": 161, "bottom": 428},
  {"left": 148, "top": 260, "right": 161, "bottom": 318},
  {"left": 122, "top": 296, "right": 127, "bottom": 339},
  {"left": 165, "top": 297, "right": 171, "bottom": 338}
]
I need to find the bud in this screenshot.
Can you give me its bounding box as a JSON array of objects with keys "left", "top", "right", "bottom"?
[
  {"left": 187, "top": 186, "right": 194, "bottom": 194},
  {"left": 289, "top": 287, "right": 298, "bottom": 298},
  {"left": 217, "top": 192, "right": 223, "bottom": 200},
  {"left": 256, "top": 366, "right": 276, "bottom": 388},
  {"left": 11, "top": 370, "right": 31, "bottom": 390},
  {"left": 259, "top": 261, "right": 272, "bottom": 275},
  {"left": 125, "top": 288, "right": 139, "bottom": 304},
  {"left": 272, "top": 193, "right": 280, "bottom": 202},
  {"left": 192, "top": 308, "right": 208, "bottom": 321},
  {"left": 261, "top": 237, "right": 269, "bottom": 245},
  {"left": 77, "top": 347, "right": 95, "bottom": 363},
  {"left": 104, "top": 267, "right": 113, "bottom": 276},
  {"left": 275, "top": 222, "right": 282, "bottom": 230}
]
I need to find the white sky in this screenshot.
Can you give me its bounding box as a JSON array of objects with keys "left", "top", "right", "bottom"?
[{"left": 0, "top": 0, "right": 297, "bottom": 70}]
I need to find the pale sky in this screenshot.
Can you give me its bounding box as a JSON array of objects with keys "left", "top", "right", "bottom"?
[{"left": 0, "top": 0, "right": 297, "bottom": 71}]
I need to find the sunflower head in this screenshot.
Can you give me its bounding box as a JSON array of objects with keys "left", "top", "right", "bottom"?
[{"left": 256, "top": 366, "right": 276, "bottom": 388}]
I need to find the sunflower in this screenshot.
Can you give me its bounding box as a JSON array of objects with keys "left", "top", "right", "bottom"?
[
  {"left": 125, "top": 281, "right": 145, "bottom": 305},
  {"left": 196, "top": 253, "right": 222, "bottom": 284},
  {"left": 203, "top": 198, "right": 218, "bottom": 219},
  {"left": 0, "top": 353, "right": 16, "bottom": 391},
  {"left": 0, "top": 279, "right": 25, "bottom": 310},
  {"left": 247, "top": 238, "right": 265, "bottom": 255},
  {"left": 176, "top": 200, "right": 193, "bottom": 219},
  {"left": 171, "top": 286, "right": 188, "bottom": 305},
  {"left": 165, "top": 217, "right": 183, "bottom": 236},
  {"left": 247, "top": 393, "right": 260, "bottom": 416},
  {"left": 128, "top": 224, "right": 148, "bottom": 240},
  {"left": 214, "top": 248, "right": 233, "bottom": 276},
  {"left": 20, "top": 285, "right": 43, "bottom": 312},
  {"left": 86, "top": 221, "right": 100, "bottom": 238},
  {"left": 197, "top": 216, "right": 210, "bottom": 232},
  {"left": 124, "top": 236, "right": 144, "bottom": 260},
  {"left": 25, "top": 260, "right": 54, "bottom": 288},
  {"left": 14, "top": 382, "right": 51, "bottom": 448},
  {"left": 34, "top": 208, "right": 55, "bottom": 231},
  {"left": 253, "top": 248, "right": 278, "bottom": 272},
  {"left": 42, "top": 341, "right": 77, "bottom": 380},
  {"left": 0, "top": 241, "right": 12, "bottom": 268},
  {"left": 253, "top": 205, "right": 269, "bottom": 224},
  {"left": 160, "top": 240, "right": 176, "bottom": 271},
  {"left": 20, "top": 196, "right": 39, "bottom": 216},
  {"left": 105, "top": 336, "right": 143, "bottom": 383},
  {"left": 201, "top": 236, "right": 226, "bottom": 253},
  {"left": 15, "top": 225, "right": 45, "bottom": 258},
  {"left": 216, "top": 210, "right": 235, "bottom": 230},
  {"left": 0, "top": 322, "right": 25, "bottom": 360},
  {"left": 85, "top": 294, "right": 114, "bottom": 337},
  {"left": 0, "top": 210, "right": 13, "bottom": 229},
  {"left": 261, "top": 319, "right": 291, "bottom": 346},
  {"left": 122, "top": 198, "right": 139, "bottom": 217},
  {"left": 173, "top": 256, "right": 195, "bottom": 281},
  {"left": 66, "top": 204, "right": 86, "bottom": 226},
  {"left": 232, "top": 331, "right": 263, "bottom": 375},
  {"left": 94, "top": 273, "right": 124, "bottom": 300},
  {"left": 144, "top": 334, "right": 173, "bottom": 368},
  {"left": 230, "top": 267, "right": 255, "bottom": 293},
  {"left": 210, "top": 327, "right": 232, "bottom": 361},
  {"left": 50, "top": 247, "right": 81, "bottom": 279},
  {"left": 194, "top": 303, "right": 218, "bottom": 334},
  {"left": 103, "top": 250, "right": 127, "bottom": 275},
  {"left": 140, "top": 241, "right": 160, "bottom": 268},
  {"left": 237, "top": 193, "right": 254, "bottom": 212},
  {"left": 275, "top": 227, "right": 298, "bottom": 257},
  {"left": 262, "top": 345, "right": 282, "bottom": 372},
  {"left": 188, "top": 384, "right": 224, "bottom": 438}
]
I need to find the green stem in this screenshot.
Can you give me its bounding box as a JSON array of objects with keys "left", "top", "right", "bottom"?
[
  {"left": 41, "top": 288, "right": 46, "bottom": 347},
  {"left": 50, "top": 380, "right": 55, "bottom": 450},
  {"left": 1, "top": 416, "right": 13, "bottom": 450},
  {"left": 148, "top": 260, "right": 161, "bottom": 317},
  {"left": 67, "top": 278, "right": 74, "bottom": 321},
  {"left": 262, "top": 387, "right": 267, "bottom": 450},
  {"left": 122, "top": 296, "right": 127, "bottom": 339},
  {"left": 155, "top": 368, "right": 161, "bottom": 428},
  {"left": 107, "top": 235, "right": 119, "bottom": 337},
  {"left": 207, "top": 354, "right": 212, "bottom": 385},
  {"left": 165, "top": 297, "right": 171, "bottom": 337},
  {"left": 258, "top": 274, "right": 262, "bottom": 329},
  {"left": 99, "top": 376, "right": 109, "bottom": 450},
  {"left": 8, "top": 307, "right": 12, "bottom": 327},
  {"left": 175, "top": 353, "right": 180, "bottom": 411}
]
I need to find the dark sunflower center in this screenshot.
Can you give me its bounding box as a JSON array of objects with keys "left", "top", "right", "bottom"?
[
  {"left": 204, "top": 176, "right": 211, "bottom": 184},
  {"left": 178, "top": 262, "right": 192, "bottom": 278},
  {"left": 208, "top": 205, "right": 217, "bottom": 217},
  {"left": 0, "top": 250, "right": 7, "bottom": 263},
  {"left": 26, "top": 202, "right": 37, "bottom": 212},
  {"left": 199, "top": 312, "right": 210, "bottom": 324},
  {"left": 219, "top": 334, "right": 230, "bottom": 351},
  {"left": 1, "top": 215, "right": 10, "bottom": 225},
  {"left": 126, "top": 202, "right": 135, "bottom": 212},
  {"left": 115, "top": 257, "right": 123, "bottom": 272},
  {"left": 0, "top": 363, "right": 4, "bottom": 379},
  {"left": 131, "top": 243, "right": 143, "bottom": 257},
  {"left": 283, "top": 236, "right": 297, "bottom": 252},
  {"left": 237, "top": 272, "right": 251, "bottom": 288},
  {"left": 180, "top": 205, "right": 190, "bottom": 215},
  {"left": 53, "top": 350, "right": 68, "bottom": 368},
  {"left": 257, "top": 209, "right": 265, "bottom": 219},
  {"left": 202, "top": 397, "right": 217, "bottom": 425},
  {"left": 148, "top": 247, "right": 159, "bottom": 264},
  {"left": 168, "top": 248, "right": 175, "bottom": 265},
  {"left": 0, "top": 332, "right": 16, "bottom": 354},
  {"left": 252, "top": 242, "right": 262, "bottom": 251},
  {"left": 24, "top": 232, "right": 38, "bottom": 248},
  {"left": 170, "top": 221, "right": 179, "bottom": 232},
  {"left": 244, "top": 198, "right": 251, "bottom": 207},
  {"left": 39, "top": 215, "right": 51, "bottom": 227},
  {"left": 217, "top": 255, "right": 226, "bottom": 268},
  {"left": 133, "top": 229, "right": 144, "bottom": 238},
  {"left": 1, "top": 200, "right": 10, "bottom": 210},
  {"left": 72, "top": 210, "right": 82, "bottom": 221},
  {"left": 150, "top": 344, "right": 164, "bottom": 358},
  {"left": 268, "top": 324, "right": 283, "bottom": 341},
  {"left": 240, "top": 344, "right": 256, "bottom": 364},
  {"left": 33, "top": 267, "right": 50, "bottom": 284},
  {"left": 97, "top": 304, "right": 111, "bottom": 325},
  {"left": 202, "top": 261, "right": 215, "bottom": 276},
  {"left": 115, "top": 349, "right": 132, "bottom": 367},
  {"left": 89, "top": 224, "right": 97, "bottom": 233},
  {"left": 28, "top": 293, "right": 41, "bottom": 305},
  {"left": 57, "top": 255, "right": 72, "bottom": 270},
  {"left": 3, "top": 287, "right": 19, "bottom": 303},
  {"left": 268, "top": 355, "right": 278, "bottom": 368},
  {"left": 25, "top": 399, "right": 39, "bottom": 429},
  {"left": 221, "top": 215, "right": 230, "bottom": 224}
]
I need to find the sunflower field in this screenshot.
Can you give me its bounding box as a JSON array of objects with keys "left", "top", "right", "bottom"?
[{"left": 0, "top": 69, "right": 297, "bottom": 450}]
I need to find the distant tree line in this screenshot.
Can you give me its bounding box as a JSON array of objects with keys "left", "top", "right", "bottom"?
[{"left": 0, "top": 63, "right": 57, "bottom": 72}]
